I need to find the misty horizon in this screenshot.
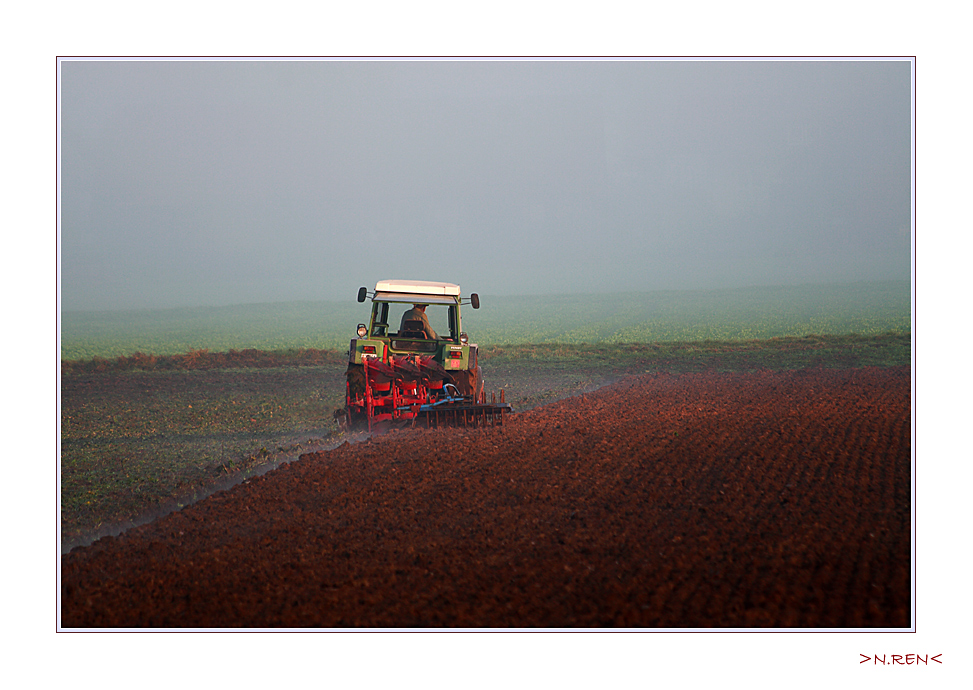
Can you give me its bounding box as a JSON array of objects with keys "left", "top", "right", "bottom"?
[
  {"left": 59, "top": 277, "right": 909, "bottom": 316},
  {"left": 59, "top": 58, "right": 913, "bottom": 313}
]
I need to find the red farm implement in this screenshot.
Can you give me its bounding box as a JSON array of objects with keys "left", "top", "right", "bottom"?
[{"left": 345, "top": 355, "right": 510, "bottom": 432}]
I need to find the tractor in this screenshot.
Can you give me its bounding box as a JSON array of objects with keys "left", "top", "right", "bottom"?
[{"left": 343, "top": 279, "right": 511, "bottom": 431}]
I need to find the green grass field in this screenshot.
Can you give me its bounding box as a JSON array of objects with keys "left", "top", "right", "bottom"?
[{"left": 61, "top": 281, "right": 911, "bottom": 360}]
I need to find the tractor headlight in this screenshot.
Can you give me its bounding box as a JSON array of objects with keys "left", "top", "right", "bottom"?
[
  {"left": 357, "top": 324, "right": 367, "bottom": 338},
  {"left": 459, "top": 332, "right": 469, "bottom": 344}
]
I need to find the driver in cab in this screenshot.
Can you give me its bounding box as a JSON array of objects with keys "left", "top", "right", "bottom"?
[{"left": 400, "top": 304, "right": 438, "bottom": 339}]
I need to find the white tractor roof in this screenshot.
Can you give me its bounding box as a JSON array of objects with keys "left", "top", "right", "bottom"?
[{"left": 374, "top": 279, "right": 461, "bottom": 296}]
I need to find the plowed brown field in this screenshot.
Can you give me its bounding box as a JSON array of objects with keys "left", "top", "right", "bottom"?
[{"left": 60, "top": 366, "right": 911, "bottom": 628}]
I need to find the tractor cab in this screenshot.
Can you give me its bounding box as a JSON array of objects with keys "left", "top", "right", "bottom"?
[
  {"left": 349, "top": 280, "right": 479, "bottom": 369},
  {"left": 369, "top": 298, "right": 453, "bottom": 352}
]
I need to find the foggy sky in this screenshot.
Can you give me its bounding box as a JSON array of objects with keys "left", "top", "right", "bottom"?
[{"left": 58, "top": 58, "right": 912, "bottom": 312}]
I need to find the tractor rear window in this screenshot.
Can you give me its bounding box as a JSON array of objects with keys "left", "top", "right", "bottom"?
[{"left": 377, "top": 303, "right": 455, "bottom": 341}]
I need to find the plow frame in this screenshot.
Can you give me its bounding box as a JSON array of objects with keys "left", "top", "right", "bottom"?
[{"left": 346, "top": 356, "right": 510, "bottom": 432}]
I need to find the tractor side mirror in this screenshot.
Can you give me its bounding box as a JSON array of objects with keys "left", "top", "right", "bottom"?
[
  {"left": 471, "top": 293, "right": 480, "bottom": 309},
  {"left": 357, "top": 287, "right": 368, "bottom": 303}
]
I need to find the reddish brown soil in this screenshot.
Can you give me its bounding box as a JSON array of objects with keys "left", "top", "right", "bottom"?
[{"left": 60, "top": 367, "right": 911, "bottom": 628}]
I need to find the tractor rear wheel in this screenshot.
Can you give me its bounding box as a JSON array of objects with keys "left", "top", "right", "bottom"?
[
  {"left": 346, "top": 407, "right": 368, "bottom": 431},
  {"left": 454, "top": 366, "right": 483, "bottom": 399}
]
